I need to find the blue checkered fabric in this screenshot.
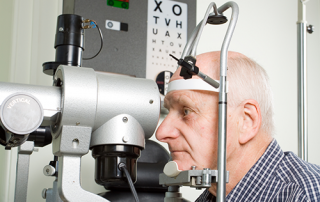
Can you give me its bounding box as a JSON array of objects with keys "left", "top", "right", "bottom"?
[{"left": 195, "top": 139, "right": 320, "bottom": 202}]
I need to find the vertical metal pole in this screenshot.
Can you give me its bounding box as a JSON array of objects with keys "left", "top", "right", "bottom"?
[
  {"left": 297, "top": 0, "right": 308, "bottom": 161},
  {"left": 217, "top": 76, "right": 227, "bottom": 202},
  {"left": 14, "top": 141, "right": 35, "bottom": 202},
  {"left": 217, "top": 3, "right": 239, "bottom": 202}
]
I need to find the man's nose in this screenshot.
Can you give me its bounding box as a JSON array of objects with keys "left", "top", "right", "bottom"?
[{"left": 156, "top": 113, "right": 179, "bottom": 142}]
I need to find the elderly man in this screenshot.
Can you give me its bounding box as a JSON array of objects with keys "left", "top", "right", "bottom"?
[{"left": 156, "top": 51, "right": 320, "bottom": 201}]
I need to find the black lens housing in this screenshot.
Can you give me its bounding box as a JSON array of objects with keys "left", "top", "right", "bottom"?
[
  {"left": 43, "top": 14, "right": 84, "bottom": 76},
  {"left": 92, "top": 145, "right": 141, "bottom": 187}
]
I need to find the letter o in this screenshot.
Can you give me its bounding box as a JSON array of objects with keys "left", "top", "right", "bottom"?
[{"left": 172, "top": 5, "right": 182, "bottom": 16}]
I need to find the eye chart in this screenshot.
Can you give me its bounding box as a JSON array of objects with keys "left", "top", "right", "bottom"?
[{"left": 146, "top": 0, "right": 188, "bottom": 96}]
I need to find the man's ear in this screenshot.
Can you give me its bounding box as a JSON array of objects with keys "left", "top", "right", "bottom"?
[{"left": 238, "top": 99, "right": 262, "bottom": 145}]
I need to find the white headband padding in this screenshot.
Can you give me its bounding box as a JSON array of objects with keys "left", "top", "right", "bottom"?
[{"left": 167, "top": 79, "right": 222, "bottom": 93}]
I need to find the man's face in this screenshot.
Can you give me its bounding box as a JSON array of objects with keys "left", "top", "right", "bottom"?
[
  {"left": 156, "top": 51, "right": 241, "bottom": 171},
  {"left": 156, "top": 86, "right": 221, "bottom": 171}
]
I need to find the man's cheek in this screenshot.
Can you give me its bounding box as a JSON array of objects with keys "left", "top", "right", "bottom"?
[{"left": 171, "top": 151, "right": 187, "bottom": 159}]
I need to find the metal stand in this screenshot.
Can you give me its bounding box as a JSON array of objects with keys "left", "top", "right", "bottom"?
[
  {"left": 297, "top": 0, "right": 314, "bottom": 162},
  {"left": 51, "top": 125, "right": 109, "bottom": 202},
  {"left": 159, "top": 169, "right": 229, "bottom": 188},
  {"left": 14, "top": 141, "right": 36, "bottom": 202}
]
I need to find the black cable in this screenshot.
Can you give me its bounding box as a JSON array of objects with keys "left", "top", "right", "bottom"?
[
  {"left": 119, "top": 163, "right": 140, "bottom": 202},
  {"left": 83, "top": 21, "right": 104, "bottom": 60}
]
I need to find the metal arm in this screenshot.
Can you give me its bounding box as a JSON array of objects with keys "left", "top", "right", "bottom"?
[
  {"left": 191, "top": 2, "right": 219, "bottom": 56},
  {"left": 181, "top": 2, "right": 221, "bottom": 58},
  {"left": 216, "top": 2, "right": 238, "bottom": 202}
]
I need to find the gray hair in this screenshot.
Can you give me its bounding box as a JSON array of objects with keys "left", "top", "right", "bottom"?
[{"left": 226, "top": 56, "right": 274, "bottom": 136}]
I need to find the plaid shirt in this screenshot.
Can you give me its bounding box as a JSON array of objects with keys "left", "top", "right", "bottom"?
[{"left": 195, "top": 139, "right": 320, "bottom": 202}]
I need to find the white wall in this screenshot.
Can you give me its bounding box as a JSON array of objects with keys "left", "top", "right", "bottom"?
[
  {"left": 0, "top": 1, "right": 15, "bottom": 201},
  {"left": 0, "top": 0, "right": 320, "bottom": 202}
]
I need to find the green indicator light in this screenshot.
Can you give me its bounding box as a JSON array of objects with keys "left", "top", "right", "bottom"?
[{"left": 107, "top": 0, "right": 129, "bottom": 9}]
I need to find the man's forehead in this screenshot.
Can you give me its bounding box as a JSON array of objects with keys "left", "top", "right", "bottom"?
[
  {"left": 163, "top": 88, "right": 218, "bottom": 109},
  {"left": 164, "top": 90, "right": 195, "bottom": 108}
]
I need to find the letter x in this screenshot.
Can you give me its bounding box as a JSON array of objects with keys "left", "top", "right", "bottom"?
[{"left": 154, "top": 0, "right": 162, "bottom": 13}]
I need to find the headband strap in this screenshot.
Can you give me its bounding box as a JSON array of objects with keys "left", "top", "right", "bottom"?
[{"left": 167, "top": 79, "right": 227, "bottom": 93}]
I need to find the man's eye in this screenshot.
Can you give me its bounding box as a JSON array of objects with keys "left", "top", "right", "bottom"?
[{"left": 183, "top": 108, "right": 191, "bottom": 116}]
